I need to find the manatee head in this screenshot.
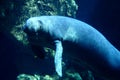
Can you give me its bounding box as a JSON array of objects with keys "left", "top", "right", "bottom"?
[
  {"left": 23, "top": 17, "right": 43, "bottom": 33},
  {"left": 23, "top": 17, "right": 54, "bottom": 47}
]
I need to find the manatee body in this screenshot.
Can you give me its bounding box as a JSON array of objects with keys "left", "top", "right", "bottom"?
[{"left": 23, "top": 16, "right": 120, "bottom": 79}]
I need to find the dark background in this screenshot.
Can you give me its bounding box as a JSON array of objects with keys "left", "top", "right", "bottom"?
[
  {"left": 76, "top": 0, "right": 120, "bottom": 50},
  {"left": 0, "top": 0, "right": 120, "bottom": 80}
]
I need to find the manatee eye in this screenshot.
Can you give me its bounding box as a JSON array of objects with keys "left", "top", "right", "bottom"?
[{"left": 38, "top": 20, "right": 43, "bottom": 30}]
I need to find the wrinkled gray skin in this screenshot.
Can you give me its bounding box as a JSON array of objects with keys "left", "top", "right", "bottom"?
[{"left": 23, "top": 16, "right": 120, "bottom": 80}]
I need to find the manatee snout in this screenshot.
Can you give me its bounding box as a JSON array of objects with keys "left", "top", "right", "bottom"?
[{"left": 22, "top": 24, "right": 29, "bottom": 33}]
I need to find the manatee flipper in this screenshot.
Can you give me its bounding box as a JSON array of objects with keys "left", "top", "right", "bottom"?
[{"left": 54, "top": 40, "right": 63, "bottom": 77}]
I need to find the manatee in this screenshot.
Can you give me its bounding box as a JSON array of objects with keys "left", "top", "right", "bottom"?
[{"left": 23, "top": 16, "right": 120, "bottom": 79}]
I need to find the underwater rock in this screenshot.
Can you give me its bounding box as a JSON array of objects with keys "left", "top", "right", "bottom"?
[
  {"left": 65, "top": 70, "right": 83, "bottom": 80},
  {"left": 17, "top": 74, "right": 40, "bottom": 80},
  {"left": 17, "top": 69, "right": 83, "bottom": 80}
]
